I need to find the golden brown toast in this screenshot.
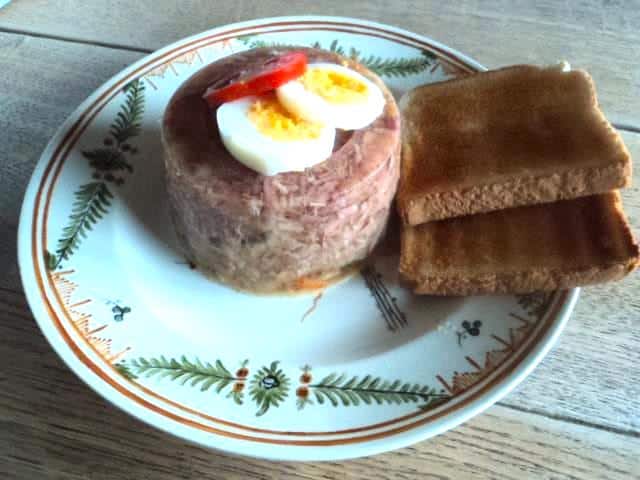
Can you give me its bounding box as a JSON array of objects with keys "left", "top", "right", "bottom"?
[
  {"left": 397, "top": 65, "right": 632, "bottom": 225},
  {"left": 399, "top": 192, "right": 639, "bottom": 295}
]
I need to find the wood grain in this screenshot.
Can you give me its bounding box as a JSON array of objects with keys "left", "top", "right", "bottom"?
[
  {"left": 1, "top": 0, "right": 639, "bottom": 126},
  {"left": 1, "top": 2, "right": 639, "bottom": 475},
  {"left": 1, "top": 290, "right": 638, "bottom": 479}
]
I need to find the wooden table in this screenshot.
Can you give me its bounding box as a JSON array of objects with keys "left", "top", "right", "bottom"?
[{"left": 1, "top": 2, "right": 638, "bottom": 478}]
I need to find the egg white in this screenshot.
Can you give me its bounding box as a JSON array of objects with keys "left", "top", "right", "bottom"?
[
  {"left": 216, "top": 96, "right": 336, "bottom": 176},
  {"left": 276, "top": 63, "right": 386, "bottom": 130}
]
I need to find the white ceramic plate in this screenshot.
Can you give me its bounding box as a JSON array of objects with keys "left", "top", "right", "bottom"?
[{"left": 18, "top": 16, "right": 578, "bottom": 461}]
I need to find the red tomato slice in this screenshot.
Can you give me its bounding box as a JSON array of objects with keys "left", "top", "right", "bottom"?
[{"left": 203, "top": 51, "right": 308, "bottom": 106}]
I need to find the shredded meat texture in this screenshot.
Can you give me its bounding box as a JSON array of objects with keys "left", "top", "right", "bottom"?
[{"left": 163, "top": 48, "right": 401, "bottom": 292}]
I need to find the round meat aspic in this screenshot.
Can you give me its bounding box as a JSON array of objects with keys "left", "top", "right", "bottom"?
[{"left": 163, "top": 47, "right": 401, "bottom": 293}]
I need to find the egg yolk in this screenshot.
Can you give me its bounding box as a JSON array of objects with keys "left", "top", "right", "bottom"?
[
  {"left": 248, "top": 94, "right": 323, "bottom": 141},
  {"left": 300, "top": 68, "right": 369, "bottom": 104}
]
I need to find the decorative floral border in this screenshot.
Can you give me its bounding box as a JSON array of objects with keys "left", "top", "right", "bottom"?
[
  {"left": 116, "top": 356, "right": 448, "bottom": 417},
  {"left": 52, "top": 269, "right": 552, "bottom": 417},
  {"left": 51, "top": 270, "right": 131, "bottom": 363},
  {"left": 46, "top": 80, "right": 146, "bottom": 271},
  {"left": 439, "top": 293, "right": 553, "bottom": 395},
  {"left": 237, "top": 36, "right": 438, "bottom": 78}
]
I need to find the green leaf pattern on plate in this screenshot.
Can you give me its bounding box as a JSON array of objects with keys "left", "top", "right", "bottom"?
[
  {"left": 46, "top": 80, "right": 145, "bottom": 270},
  {"left": 118, "top": 355, "right": 448, "bottom": 416},
  {"left": 238, "top": 36, "right": 437, "bottom": 78},
  {"left": 298, "top": 371, "right": 448, "bottom": 410},
  {"left": 113, "top": 294, "right": 552, "bottom": 416},
  {"left": 249, "top": 361, "right": 290, "bottom": 416}
]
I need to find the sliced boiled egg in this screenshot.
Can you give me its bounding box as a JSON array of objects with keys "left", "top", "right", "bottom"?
[
  {"left": 216, "top": 93, "right": 335, "bottom": 176},
  {"left": 276, "top": 63, "right": 385, "bottom": 130}
]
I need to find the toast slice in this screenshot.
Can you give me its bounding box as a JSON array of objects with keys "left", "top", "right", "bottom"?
[
  {"left": 399, "top": 192, "right": 639, "bottom": 295},
  {"left": 397, "top": 65, "right": 632, "bottom": 225}
]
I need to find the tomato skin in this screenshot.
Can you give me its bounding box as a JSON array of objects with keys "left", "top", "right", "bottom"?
[{"left": 203, "top": 51, "right": 307, "bottom": 105}]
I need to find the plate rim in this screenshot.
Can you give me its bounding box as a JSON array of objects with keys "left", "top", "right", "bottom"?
[{"left": 17, "top": 15, "right": 578, "bottom": 461}]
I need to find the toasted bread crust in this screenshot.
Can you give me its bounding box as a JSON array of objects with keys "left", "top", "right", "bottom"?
[
  {"left": 403, "top": 261, "right": 638, "bottom": 296},
  {"left": 401, "top": 160, "right": 631, "bottom": 224},
  {"left": 399, "top": 192, "right": 640, "bottom": 295},
  {"left": 397, "top": 65, "right": 633, "bottom": 225}
]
